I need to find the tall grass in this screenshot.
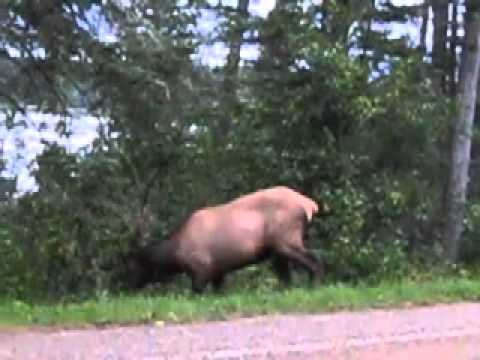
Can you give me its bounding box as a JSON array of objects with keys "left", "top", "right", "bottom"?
[{"left": 1, "top": 276, "right": 479, "bottom": 329}]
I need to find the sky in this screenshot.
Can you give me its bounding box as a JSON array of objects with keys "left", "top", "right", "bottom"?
[{"left": 1, "top": 0, "right": 426, "bottom": 194}]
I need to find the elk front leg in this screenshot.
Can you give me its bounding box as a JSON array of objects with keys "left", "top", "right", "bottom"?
[{"left": 278, "top": 246, "right": 323, "bottom": 285}]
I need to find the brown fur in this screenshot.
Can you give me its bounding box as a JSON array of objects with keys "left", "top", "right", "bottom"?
[{"left": 126, "top": 186, "right": 328, "bottom": 293}]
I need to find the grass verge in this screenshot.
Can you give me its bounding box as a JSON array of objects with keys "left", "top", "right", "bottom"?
[{"left": 1, "top": 277, "right": 479, "bottom": 329}]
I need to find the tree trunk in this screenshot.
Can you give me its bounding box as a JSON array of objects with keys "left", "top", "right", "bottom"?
[
  {"left": 432, "top": 0, "right": 449, "bottom": 94},
  {"left": 442, "top": 1, "right": 480, "bottom": 262},
  {"left": 419, "top": 0, "right": 430, "bottom": 54},
  {"left": 224, "top": 0, "right": 249, "bottom": 81},
  {"left": 449, "top": 0, "right": 459, "bottom": 95},
  {"left": 218, "top": 0, "right": 249, "bottom": 142}
]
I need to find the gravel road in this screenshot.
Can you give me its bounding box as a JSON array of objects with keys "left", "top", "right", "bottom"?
[{"left": 1, "top": 302, "right": 480, "bottom": 359}]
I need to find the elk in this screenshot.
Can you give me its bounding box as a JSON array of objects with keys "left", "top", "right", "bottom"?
[{"left": 124, "top": 186, "right": 329, "bottom": 293}]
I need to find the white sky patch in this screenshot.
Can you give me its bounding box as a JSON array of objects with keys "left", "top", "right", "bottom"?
[
  {"left": 249, "top": 0, "right": 275, "bottom": 18},
  {"left": 196, "top": 42, "right": 230, "bottom": 67},
  {"left": 390, "top": 0, "right": 423, "bottom": 5},
  {"left": 241, "top": 43, "right": 260, "bottom": 62},
  {"left": 1, "top": 110, "right": 100, "bottom": 194},
  {"left": 196, "top": 8, "right": 219, "bottom": 35},
  {"left": 195, "top": 0, "right": 273, "bottom": 67}
]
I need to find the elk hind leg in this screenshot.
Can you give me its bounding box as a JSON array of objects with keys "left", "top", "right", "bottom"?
[
  {"left": 272, "top": 256, "right": 292, "bottom": 286},
  {"left": 211, "top": 274, "right": 226, "bottom": 293}
]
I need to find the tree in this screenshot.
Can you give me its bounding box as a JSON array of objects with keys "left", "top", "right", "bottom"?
[
  {"left": 442, "top": 1, "right": 480, "bottom": 262},
  {"left": 217, "top": 0, "right": 250, "bottom": 142},
  {"left": 431, "top": 0, "right": 450, "bottom": 93}
]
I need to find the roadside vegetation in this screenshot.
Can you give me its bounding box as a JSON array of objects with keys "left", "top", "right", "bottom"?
[{"left": 1, "top": 269, "right": 480, "bottom": 328}]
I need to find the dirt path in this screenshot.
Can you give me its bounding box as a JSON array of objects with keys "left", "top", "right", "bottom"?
[{"left": 1, "top": 302, "right": 480, "bottom": 359}]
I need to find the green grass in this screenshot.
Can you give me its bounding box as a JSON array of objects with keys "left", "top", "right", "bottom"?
[{"left": 1, "top": 277, "right": 479, "bottom": 329}]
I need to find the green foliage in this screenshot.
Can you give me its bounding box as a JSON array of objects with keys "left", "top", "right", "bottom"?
[
  {"left": 0, "top": 0, "right": 476, "bottom": 301},
  {"left": 313, "top": 179, "right": 407, "bottom": 282},
  {"left": 461, "top": 201, "right": 480, "bottom": 264},
  {"left": 245, "top": 25, "right": 451, "bottom": 282},
  {"left": 2, "top": 276, "right": 480, "bottom": 327},
  {"left": 0, "top": 210, "right": 33, "bottom": 299}
]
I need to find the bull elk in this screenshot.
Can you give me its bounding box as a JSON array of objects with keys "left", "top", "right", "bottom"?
[{"left": 124, "top": 186, "right": 329, "bottom": 293}]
